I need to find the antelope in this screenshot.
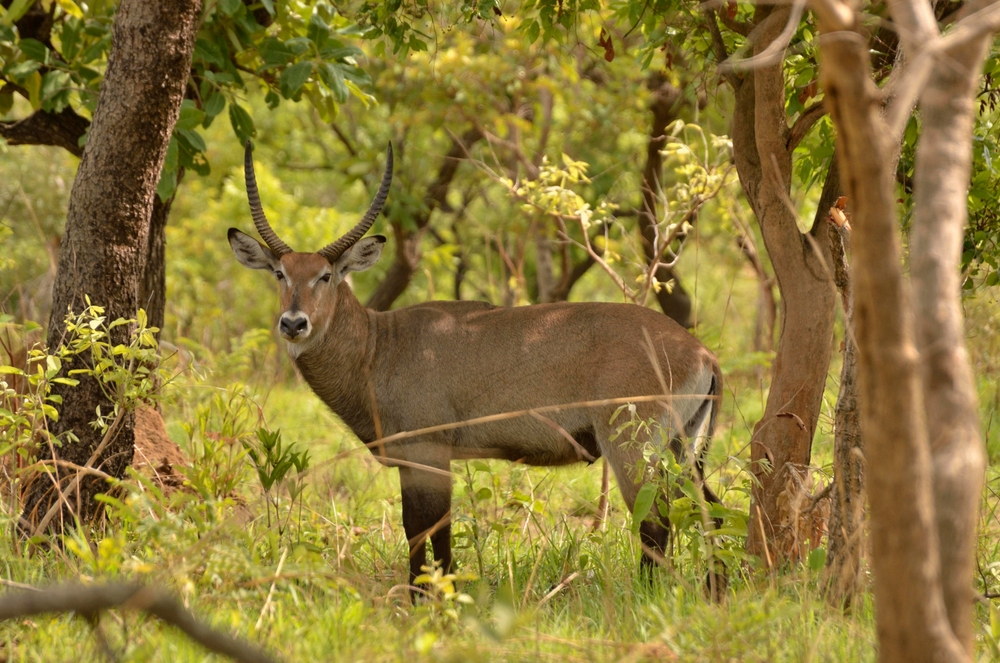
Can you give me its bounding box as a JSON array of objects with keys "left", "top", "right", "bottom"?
[{"left": 228, "top": 142, "right": 724, "bottom": 593}]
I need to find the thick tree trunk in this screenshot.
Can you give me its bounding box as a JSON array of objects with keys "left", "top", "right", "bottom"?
[
  {"left": 367, "top": 129, "right": 482, "bottom": 311},
  {"left": 728, "top": 5, "right": 837, "bottom": 564},
  {"left": 813, "top": 0, "right": 996, "bottom": 656},
  {"left": 639, "top": 74, "right": 693, "bottom": 327},
  {"left": 21, "top": 0, "right": 200, "bottom": 532}
]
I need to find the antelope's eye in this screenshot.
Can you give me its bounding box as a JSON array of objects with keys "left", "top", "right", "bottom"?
[
  {"left": 319, "top": 273, "right": 332, "bottom": 283},
  {"left": 274, "top": 271, "right": 285, "bottom": 281}
]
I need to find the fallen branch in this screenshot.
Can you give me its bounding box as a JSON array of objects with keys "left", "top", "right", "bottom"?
[{"left": 0, "top": 583, "right": 278, "bottom": 663}]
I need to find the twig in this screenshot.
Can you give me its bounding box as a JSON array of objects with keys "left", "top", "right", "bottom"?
[
  {"left": 255, "top": 548, "right": 288, "bottom": 631},
  {"left": 537, "top": 572, "right": 580, "bottom": 606},
  {"left": 0, "top": 583, "right": 278, "bottom": 663}
]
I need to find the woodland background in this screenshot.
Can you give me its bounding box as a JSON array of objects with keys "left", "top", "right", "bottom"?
[{"left": 1, "top": 0, "right": 1000, "bottom": 660}]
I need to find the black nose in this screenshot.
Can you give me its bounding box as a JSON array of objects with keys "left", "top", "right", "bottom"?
[{"left": 279, "top": 315, "right": 309, "bottom": 338}]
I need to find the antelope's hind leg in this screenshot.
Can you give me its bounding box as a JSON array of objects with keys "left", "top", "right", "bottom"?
[
  {"left": 595, "top": 412, "right": 672, "bottom": 574},
  {"left": 398, "top": 452, "right": 453, "bottom": 595}
]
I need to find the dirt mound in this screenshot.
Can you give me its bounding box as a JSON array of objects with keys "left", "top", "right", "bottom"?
[{"left": 132, "top": 406, "right": 187, "bottom": 489}]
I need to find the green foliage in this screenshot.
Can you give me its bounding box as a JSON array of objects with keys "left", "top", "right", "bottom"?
[
  {"left": 243, "top": 426, "right": 310, "bottom": 533},
  {"left": 0, "top": 0, "right": 374, "bottom": 199},
  {"left": 0, "top": 303, "right": 160, "bottom": 457}
]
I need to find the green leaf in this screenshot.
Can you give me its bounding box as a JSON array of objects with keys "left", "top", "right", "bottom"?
[
  {"left": 307, "top": 13, "right": 330, "bottom": 50},
  {"left": 175, "top": 99, "right": 205, "bottom": 130},
  {"left": 228, "top": 102, "right": 255, "bottom": 143},
  {"left": 194, "top": 38, "right": 225, "bottom": 67},
  {"left": 807, "top": 547, "right": 826, "bottom": 572},
  {"left": 219, "top": 0, "right": 242, "bottom": 17},
  {"left": 203, "top": 92, "right": 225, "bottom": 121},
  {"left": 631, "top": 482, "right": 657, "bottom": 534},
  {"left": 260, "top": 38, "right": 295, "bottom": 66},
  {"left": 2, "top": 0, "right": 34, "bottom": 25},
  {"left": 524, "top": 20, "right": 540, "bottom": 44},
  {"left": 23, "top": 70, "right": 41, "bottom": 110},
  {"left": 320, "top": 45, "right": 363, "bottom": 61},
  {"left": 319, "top": 63, "right": 347, "bottom": 103},
  {"left": 40, "top": 70, "right": 71, "bottom": 113},
  {"left": 177, "top": 128, "right": 206, "bottom": 153},
  {"left": 6, "top": 59, "right": 41, "bottom": 81},
  {"left": 19, "top": 38, "right": 49, "bottom": 63},
  {"left": 280, "top": 61, "right": 313, "bottom": 98},
  {"left": 51, "top": 377, "right": 79, "bottom": 386}
]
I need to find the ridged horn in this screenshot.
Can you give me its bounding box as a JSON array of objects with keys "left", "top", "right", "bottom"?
[
  {"left": 318, "top": 143, "right": 393, "bottom": 263},
  {"left": 244, "top": 140, "right": 293, "bottom": 256}
]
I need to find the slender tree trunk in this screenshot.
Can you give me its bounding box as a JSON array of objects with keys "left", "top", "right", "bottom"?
[
  {"left": 813, "top": 0, "right": 996, "bottom": 656},
  {"left": 367, "top": 129, "right": 482, "bottom": 311},
  {"left": 640, "top": 73, "right": 693, "bottom": 328},
  {"left": 141, "top": 168, "right": 184, "bottom": 335},
  {"left": 21, "top": 0, "right": 200, "bottom": 532},
  {"left": 908, "top": 2, "right": 991, "bottom": 648},
  {"left": 825, "top": 182, "right": 866, "bottom": 603},
  {"left": 726, "top": 5, "right": 837, "bottom": 564}
]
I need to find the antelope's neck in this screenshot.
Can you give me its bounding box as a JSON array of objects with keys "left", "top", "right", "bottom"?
[{"left": 292, "top": 283, "right": 378, "bottom": 443}]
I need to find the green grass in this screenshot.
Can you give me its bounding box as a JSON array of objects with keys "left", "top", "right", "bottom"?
[{"left": 0, "top": 371, "right": 879, "bottom": 662}]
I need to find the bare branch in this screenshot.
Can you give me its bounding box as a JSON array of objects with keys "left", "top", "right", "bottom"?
[
  {"left": 702, "top": 9, "right": 741, "bottom": 88},
  {"left": 719, "top": 0, "right": 807, "bottom": 72},
  {"left": 0, "top": 583, "right": 277, "bottom": 663},
  {"left": 787, "top": 102, "right": 828, "bottom": 151},
  {"left": 884, "top": 2, "right": 1000, "bottom": 140},
  {"left": 0, "top": 108, "right": 89, "bottom": 157},
  {"left": 718, "top": 8, "right": 752, "bottom": 36}
]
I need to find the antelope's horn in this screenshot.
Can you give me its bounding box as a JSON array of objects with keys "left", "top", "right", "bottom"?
[
  {"left": 245, "top": 140, "right": 293, "bottom": 256},
  {"left": 319, "top": 143, "right": 393, "bottom": 263}
]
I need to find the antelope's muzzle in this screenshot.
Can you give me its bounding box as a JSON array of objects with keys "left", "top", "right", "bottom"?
[{"left": 279, "top": 312, "right": 310, "bottom": 340}]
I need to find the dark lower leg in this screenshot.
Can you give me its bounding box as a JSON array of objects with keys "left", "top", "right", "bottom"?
[
  {"left": 639, "top": 519, "right": 669, "bottom": 573},
  {"left": 399, "top": 467, "right": 452, "bottom": 590}
]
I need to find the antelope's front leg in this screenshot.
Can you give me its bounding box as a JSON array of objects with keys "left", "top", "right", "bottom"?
[{"left": 398, "top": 459, "right": 453, "bottom": 594}]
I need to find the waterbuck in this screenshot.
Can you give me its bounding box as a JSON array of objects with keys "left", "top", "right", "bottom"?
[{"left": 228, "top": 142, "right": 724, "bottom": 592}]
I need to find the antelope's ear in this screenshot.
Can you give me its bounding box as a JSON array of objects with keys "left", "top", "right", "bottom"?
[
  {"left": 334, "top": 235, "right": 386, "bottom": 277},
  {"left": 228, "top": 228, "right": 279, "bottom": 270}
]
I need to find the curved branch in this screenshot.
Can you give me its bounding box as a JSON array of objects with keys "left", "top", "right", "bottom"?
[
  {"left": 0, "top": 583, "right": 277, "bottom": 663},
  {"left": 718, "top": 7, "right": 751, "bottom": 36},
  {"left": 0, "top": 107, "right": 89, "bottom": 157},
  {"left": 787, "top": 102, "right": 828, "bottom": 151},
  {"left": 702, "top": 9, "right": 740, "bottom": 88}
]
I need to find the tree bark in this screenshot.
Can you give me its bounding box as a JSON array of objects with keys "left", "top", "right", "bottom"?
[
  {"left": 141, "top": 169, "right": 184, "bottom": 335},
  {"left": 366, "top": 129, "right": 483, "bottom": 311},
  {"left": 723, "top": 5, "right": 837, "bottom": 564},
  {"left": 812, "top": 0, "right": 996, "bottom": 656},
  {"left": 639, "top": 73, "right": 694, "bottom": 327},
  {"left": 825, "top": 169, "right": 866, "bottom": 604},
  {"left": 907, "top": 0, "right": 992, "bottom": 648},
  {"left": 21, "top": 0, "right": 201, "bottom": 532},
  {"left": 0, "top": 108, "right": 89, "bottom": 157}
]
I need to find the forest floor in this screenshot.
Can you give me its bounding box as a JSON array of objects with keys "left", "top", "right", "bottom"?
[{"left": 3, "top": 363, "right": 999, "bottom": 662}]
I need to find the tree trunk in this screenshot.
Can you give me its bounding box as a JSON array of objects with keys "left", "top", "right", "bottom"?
[
  {"left": 825, "top": 179, "right": 865, "bottom": 604},
  {"left": 141, "top": 169, "right": 184, "bottom": 335},
  {"left": 21, "top": 0, "right": 200, "bottom": 532},
  {"left": 366, "top": 129, "right": 482, "bottom": 311},
  {"left": 726, "top": 5, "right": 837, "bottom": 565},
  {"left": 813, "top": 0, "right": 996, "bottom": 656},
  {"left": 908, "top": 2, "right": 991, "bottom": 648},
  {"left": 639, "top": 73, "right": 693, "bottom": 328}
]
